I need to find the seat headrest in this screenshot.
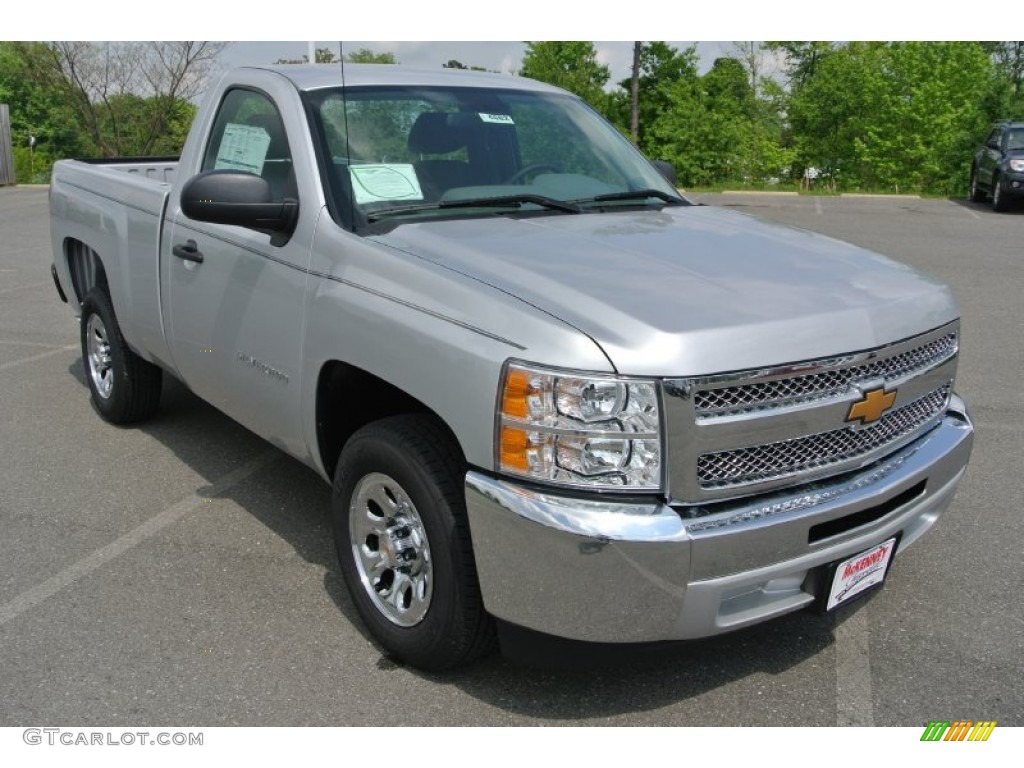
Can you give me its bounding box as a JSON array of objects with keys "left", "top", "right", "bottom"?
[{"left": 408, "top": 112, "right": 473, "bottom": 155}]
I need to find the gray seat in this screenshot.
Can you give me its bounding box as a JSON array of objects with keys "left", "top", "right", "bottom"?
[
  {"left": 407, "top": 113, "right": 480, "bottom": 199},
  {"left": 246, "top": 112, "right": 297, "bottom": 201}
]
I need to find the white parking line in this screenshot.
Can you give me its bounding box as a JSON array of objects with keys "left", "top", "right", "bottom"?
[
  {"left": 834, "top": 606, "right": 875, "bottom": 726},
  {"left": 0, "top": 450, "right": 279, "bottom": 627},
  {"left": 0, "top": 344, "right": 78, "bottom": 372},
  {"left": 0, "top": 339, "right": 66, "bottom": 348},
  {"left": 955, "top": 200, "right": 982, "bottom": 220},
  {"left": 0, "top": 280, "right": 52, "bottom": 296}
]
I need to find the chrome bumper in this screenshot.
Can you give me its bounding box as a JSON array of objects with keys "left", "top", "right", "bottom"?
[{"left": 465, "top": 396, "right": 974, "bottom": 643}]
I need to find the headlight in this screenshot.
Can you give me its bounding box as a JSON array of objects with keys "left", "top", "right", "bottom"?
[
  {"left": 496, "top": 361, "right": 662, "bottom": 491},
  {"left": 1009, "top": 158, "right": 1024, "bottom": 172}
]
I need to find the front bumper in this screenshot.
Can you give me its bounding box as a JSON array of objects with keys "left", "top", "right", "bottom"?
[
  {"left": 998, "top": 168, "right": 1024, "bottom": 196},
  {"left": 465, "top": 396, "right": 973, "bottom": 643}
]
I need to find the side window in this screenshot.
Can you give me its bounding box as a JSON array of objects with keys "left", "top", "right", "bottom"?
[
  {"left": 986, "top": 128, "right": 1002, "bottom": 149},
  {"left": 202, "top": 89, "right": 296, "bottom": 202}
]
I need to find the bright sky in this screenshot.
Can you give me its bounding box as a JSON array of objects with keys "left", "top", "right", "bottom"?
[
  {"left": 16, "top": 0, "right": 994, "bottom": 59},
  {"left": 219, "top": 42, "right": 742, "bottom": 83}
]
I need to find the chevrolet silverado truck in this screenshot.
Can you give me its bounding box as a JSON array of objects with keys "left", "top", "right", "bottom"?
[{"left": 49, "top": 65, "right": 974, "bottom": 670}]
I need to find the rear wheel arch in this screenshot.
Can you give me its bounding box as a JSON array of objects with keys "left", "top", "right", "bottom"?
[{"left": 64, "top": 238, "right": 110, "bottom": 305}]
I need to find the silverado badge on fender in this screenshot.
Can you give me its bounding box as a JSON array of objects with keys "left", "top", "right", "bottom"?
[{"left": 847, "top": 387, "right": 897, "bottom": 424}]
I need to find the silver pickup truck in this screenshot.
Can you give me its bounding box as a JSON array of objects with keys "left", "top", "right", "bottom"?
[{"left": 49, "top": 64, "right": 974, "bottom": 670}]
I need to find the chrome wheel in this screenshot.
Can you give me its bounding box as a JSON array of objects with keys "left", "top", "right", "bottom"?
[
  {"left": 349, "top": 472, "right": 432, "bottom": 627},
  {"left": 86, "top": 313, "right": 114, "bottom": 399}
]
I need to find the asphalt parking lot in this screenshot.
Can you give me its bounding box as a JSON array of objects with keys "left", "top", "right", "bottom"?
[{"left": 0, "top": 187, "right": 1021, "bottom": 726}]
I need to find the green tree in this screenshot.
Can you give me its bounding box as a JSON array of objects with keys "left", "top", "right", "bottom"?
[
  {"left": 607, "top": 42, "right": 699, "bottom": 154},
  {"left": 982, "top": 42, "right": 1024, "bottom": 117},
  {"left": 0, "top": 42, "right": 91, "bottom": 181},
  {"left": 787, "top": 42, "right": 995, "bottom": 193},
  {"left": 786, "top": 42, "right": 892, "bottom": 187},
  {"left": 346, "top": 48, "right": 397, "bottom": 65},
  {"left": 648, "top": 59, "right": 746, "bottom": 186},
  {"left": 274, "top": 47, "right": 339, "bottom": 64},
  {"left": 764, "top": 41, "right": 835, "bottom": 89},
  {"left": 862, "top": 42, "right": 994, "bottom": 193},
  {"left": 48, "top": 41, "right": 224, "bottom": 157},
  {"left": 520, "top": 42, "right": 610, "bottom": 107}
]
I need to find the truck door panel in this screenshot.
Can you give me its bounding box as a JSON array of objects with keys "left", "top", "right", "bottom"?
[{"left": 164, "top": 87, "right": 310, "bottom": 458}]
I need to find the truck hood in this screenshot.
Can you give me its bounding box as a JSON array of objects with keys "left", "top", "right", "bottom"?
[{"left": 372, "top": 205, "right": 958, "bottom": 376}]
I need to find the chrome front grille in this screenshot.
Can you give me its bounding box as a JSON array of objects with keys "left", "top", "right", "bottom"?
[
  {"left": 697, "top": 384, "right": 951, "bottom": 489},
  {"left": 663, "top": 322, "right": 960, "bottom": 503},
  {"left": 694, "top": 333, "right": 957, "bottom": 417}
]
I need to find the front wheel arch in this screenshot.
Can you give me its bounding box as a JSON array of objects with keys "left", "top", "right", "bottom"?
[{"left": 992, "top": 172, "right": 1010, "bottom": 212}]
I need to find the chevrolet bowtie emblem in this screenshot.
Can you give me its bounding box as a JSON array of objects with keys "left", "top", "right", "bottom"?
[{"left": 847, "top": 387, "right": 897, "bottom": 425}]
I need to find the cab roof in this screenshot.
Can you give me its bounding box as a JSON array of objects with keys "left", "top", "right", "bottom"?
[{"left": 237, "top": 64, "right": 564, "bottom": 94}]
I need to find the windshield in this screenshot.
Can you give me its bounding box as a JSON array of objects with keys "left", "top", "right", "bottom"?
[
  {"left": 1007, "top": 128, "right": 1024, "bottom": 151},
  {"left": 305, "top": 85, "right": 682, "bottom": 231}
]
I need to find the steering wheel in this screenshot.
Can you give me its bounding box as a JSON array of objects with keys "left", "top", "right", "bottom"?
[{"left": 503, "top": 163, "right": 560, "bottom": 184}]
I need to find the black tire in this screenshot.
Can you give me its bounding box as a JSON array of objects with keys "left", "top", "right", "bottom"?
[
  {"left": 968, "top": 167, "right": 987, "bottom": 202},
  {"left": 80, "top": 289, "right": 162, "bottom": 424},
  {"left": 332, "top": 414, "right": 495, "bottom": 670},
  {"left": 991, "top": 173, "right": 1010, "bottom": 212}
]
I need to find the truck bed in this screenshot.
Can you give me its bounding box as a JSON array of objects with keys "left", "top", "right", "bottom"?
[{"left": 49, "top": 157, "right": 179, "bottom": 368}]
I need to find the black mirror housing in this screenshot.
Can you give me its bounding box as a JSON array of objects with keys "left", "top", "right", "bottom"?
[
  {"left": 651, "top": 160, "right": 677, "bottom": 187},
  {"left": 180, "top": 170, "right": 298, "bottom": 245}
]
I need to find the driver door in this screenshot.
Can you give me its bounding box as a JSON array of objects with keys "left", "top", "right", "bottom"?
[{"left": 164, "top": 87, "right": 310, "bottom": 456}]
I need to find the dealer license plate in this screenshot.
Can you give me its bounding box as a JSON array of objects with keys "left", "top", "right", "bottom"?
[{"left": 826, "top": 537, "right": 897, "bottom": 611}]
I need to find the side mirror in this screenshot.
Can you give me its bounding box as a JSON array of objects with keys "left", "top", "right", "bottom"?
[
  {"left": 180, "top": 170, "right": 298, "bottom": 246},
  {"left": 651, "top": 160, "right": 677, "bottom": 187}
]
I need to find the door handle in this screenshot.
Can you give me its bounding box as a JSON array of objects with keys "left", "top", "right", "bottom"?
[{"left": 172, "top": 239, "right": 204, "bottom": 264}]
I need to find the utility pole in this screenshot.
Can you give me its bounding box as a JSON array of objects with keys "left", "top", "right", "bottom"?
[{"left": 630, "top": 42, "right": 642, "bottom": 145}]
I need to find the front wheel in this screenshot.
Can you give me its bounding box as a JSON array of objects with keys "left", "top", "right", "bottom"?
[
  {"left": 969, "top": 167, "right": 986, "bottom": 202},
  {"left": 992, "top": 174, "right": 1010, "bottom": 212},
  {"left": 80, "top": 289, "right": 162, "bottom": 423},
  {"left": 332, "top": 415, "right": 495, "bottom": 670}
]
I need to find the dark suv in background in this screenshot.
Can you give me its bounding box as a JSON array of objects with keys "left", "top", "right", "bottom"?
[{"left": 970, "top": 121, "right": 1024, "bottom": 211}]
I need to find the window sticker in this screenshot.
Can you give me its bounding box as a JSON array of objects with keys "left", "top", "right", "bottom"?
[
  {"left": 349, "top": 164, "right": 424, "bottom": 204},
  {"left": 479, "top": 113, "right": 514, "bottom": 125},
  {"left": 214, "top": 123, "right": 272, "bottom": 175}
]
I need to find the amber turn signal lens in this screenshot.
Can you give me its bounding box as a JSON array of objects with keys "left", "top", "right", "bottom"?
[
  {"left": 501, "top": 368, "right": 531, "bottom": 419},
  {"left": 499, "top": 425, "right": 530, "bottom": 472}
]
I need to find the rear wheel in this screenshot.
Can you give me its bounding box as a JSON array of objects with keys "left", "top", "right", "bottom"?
[
  {"left": 80, "top": 289, "right": 162, "bottom": 423},
  {"left": 332, "top": 415, "right": 495, "bottom": 670}
]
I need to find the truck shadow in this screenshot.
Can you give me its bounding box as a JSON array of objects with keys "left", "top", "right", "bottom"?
[
  {"left": 67, "top": 358, "right": 370, "bottom": 636},
  {"left": 406, "top": 611, "right": 842, "bottom": 722},
  {"left": 67, "top": 359, "right": 847, "bottom": 721},
  {"left": 947, "top": 196, "right": 1024, "bottom": 214}
]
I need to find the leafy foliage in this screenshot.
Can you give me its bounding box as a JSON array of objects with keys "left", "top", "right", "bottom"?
[
  {"left": 525, "top": 40, "right": 1012, "bottom": 195},
  {"left": 3, "top": 40, "right": 1022, "bottom": 194},
  {"left": 347, "top": 48, "right": 398, "bottom": 65},
  {"left": 520, "top": 42, "right": 610, "bottom": 107}
]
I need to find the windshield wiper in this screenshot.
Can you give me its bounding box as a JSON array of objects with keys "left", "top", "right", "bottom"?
[
  {"left": 366, "top": 194, "right": 581, "bottom": 222},
  {"left": 572, "top": 189, "right": 685, "bottom": 206}
]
